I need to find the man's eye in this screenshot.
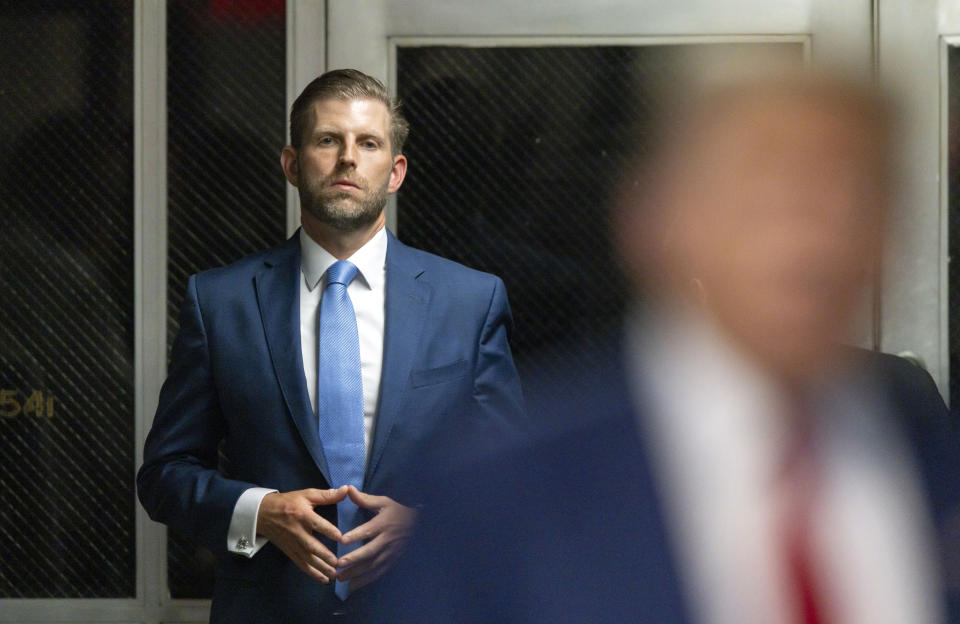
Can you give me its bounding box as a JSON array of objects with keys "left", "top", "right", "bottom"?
[
  {"left": 318, "top": 137, "right": 334, "bottom": 145},
  {"left": 362, "top": 141, "right": 378, "bottom": 149}
]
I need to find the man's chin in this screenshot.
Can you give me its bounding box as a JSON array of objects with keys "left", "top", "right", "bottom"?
[
  {"left": 305, "top": 203, "right": 384, "bottom": 232},
  {"left": 327, "top": 216, "right": 381, "bottom": 232}
]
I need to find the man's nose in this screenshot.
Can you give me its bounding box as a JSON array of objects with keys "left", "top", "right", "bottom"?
[{"left": 339, "top": 141, "right": 357, "bottom": 167}]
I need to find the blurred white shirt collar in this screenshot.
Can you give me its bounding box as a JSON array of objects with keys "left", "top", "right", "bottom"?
[{"left": 627, "top": 306, "right": 941, "bottom": 624}]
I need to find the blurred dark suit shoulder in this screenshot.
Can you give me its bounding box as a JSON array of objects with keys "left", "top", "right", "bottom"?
[
  {"left": 846, "top": 347, "right": 950, "bottom": 431},
  {"left": 377, "top": 337, "right": 960, "bottom": 623},
  {"left": 850, "top": 348, "right": 960, "bottom": 618},
  {"left": 377, "top": 333, "right": 692, "bottom": 623}
]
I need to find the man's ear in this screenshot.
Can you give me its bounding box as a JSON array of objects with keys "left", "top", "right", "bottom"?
[
  {"left": 387, "top": 154, "right": 407, "bottom": 194},
  {"left": 280, "top": 146, "right": 299, "bottom": 187}
]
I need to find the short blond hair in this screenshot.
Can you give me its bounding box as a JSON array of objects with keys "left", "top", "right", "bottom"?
[{"left": 289, "top": 69, "right": 410, "bottom": 155}]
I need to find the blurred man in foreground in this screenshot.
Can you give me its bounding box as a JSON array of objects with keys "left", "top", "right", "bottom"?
[{"left": 376, "top": 72, "right": 960, "bottom": 623}]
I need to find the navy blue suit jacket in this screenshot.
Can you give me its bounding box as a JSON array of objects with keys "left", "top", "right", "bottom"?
[
  {"left": 137, "top": 230, "right": 524, "bottom": 622},
  {"left": 377, "top": 337, "right": 960, "bottom": 623}
]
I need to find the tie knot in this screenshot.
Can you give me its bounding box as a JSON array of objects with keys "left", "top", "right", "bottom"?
[{"left": 326, "top": 260, "right": 359, "bottom": 288}]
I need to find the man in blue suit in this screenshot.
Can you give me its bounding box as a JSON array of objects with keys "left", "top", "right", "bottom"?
[
  {"left": 137, "top": 69, "right": 524, "bottom": 622},
  {"left": 377, "top": 73, "right": 960, "bottom": 623}
]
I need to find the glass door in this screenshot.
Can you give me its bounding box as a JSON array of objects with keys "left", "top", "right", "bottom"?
[{"left": 325, "top": 0, "right": 876, "bottom": 373}]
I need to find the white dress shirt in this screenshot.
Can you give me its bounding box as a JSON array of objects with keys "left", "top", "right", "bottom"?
[
  {"left": 227, "top": 227, "right": 388, "bottom": 557},
  {"left": 629, "top": 308, "right": 942, "bottom": 624}
]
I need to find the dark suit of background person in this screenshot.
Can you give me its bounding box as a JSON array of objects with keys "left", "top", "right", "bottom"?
[
  {"left": 374, "top": 74, "right": 960, "bottom": 623},
  {"left": 375, "top": 337, "right": 960, "bottom": 624},
  {"left": 137, "top": 70, "right": 524, "bottom": 622}
]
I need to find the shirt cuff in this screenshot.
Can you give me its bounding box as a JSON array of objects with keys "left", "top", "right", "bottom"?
[{"left": 227, "top": 487, "right": 277, "bottom": 557}]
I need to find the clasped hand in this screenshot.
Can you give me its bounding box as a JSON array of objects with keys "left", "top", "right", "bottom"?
[{"left": 256, "top": 485, "right": 416, "bottom": 590}]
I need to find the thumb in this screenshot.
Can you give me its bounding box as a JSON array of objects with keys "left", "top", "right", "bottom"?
[
  {"left": 304, "top": 486, "right": 348, "bottom": 505},
  {"left": 347, "top": 485, "right": 386, "bottom": 509}
]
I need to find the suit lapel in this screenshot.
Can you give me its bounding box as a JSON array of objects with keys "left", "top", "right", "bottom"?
[
  {"left": 366, "top": 233, "right": 431, "bottom": 485},
  {"left": 255, "top": 233, "right": 332, "bottom": 485}
]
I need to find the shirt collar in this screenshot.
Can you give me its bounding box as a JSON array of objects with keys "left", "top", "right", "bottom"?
[
  {"left": 299, "top": 226, "right": 388, "bottom": 292},
  {"left": 628, "top": 304, "right": 868, "bottom": 460}
]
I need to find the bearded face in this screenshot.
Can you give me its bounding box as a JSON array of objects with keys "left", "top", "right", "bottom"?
[
  {"left": 285, "top": 98, "right": 405, "bottom": 235},
  {"left": 298, "top": 162, "right": 389, "bottom": 232}
]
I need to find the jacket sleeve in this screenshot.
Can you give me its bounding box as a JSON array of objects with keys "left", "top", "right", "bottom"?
[
  {"left": 470, "top": 276, "right": 526, "bottom": 440},
  {"left": 137, "top": 274, "right": 257, "bottom": 553}
]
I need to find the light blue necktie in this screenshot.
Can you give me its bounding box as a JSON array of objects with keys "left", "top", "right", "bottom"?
[{"left": 316, "top": 260, "right": 365, "bottom": 600}]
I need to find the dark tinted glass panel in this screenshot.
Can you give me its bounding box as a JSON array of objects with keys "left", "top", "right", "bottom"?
[
  {"left": 950, "top": 45, "right": 960, "bottom": 408},
  {"left": 0, "top": 1, "right": 135, "bottom": 597},
  {"left": 396, "top": 44, "right": 802, "bottom": 373},
  {"left": 166, "top": 0, "right": 287, "bottom": 599}
]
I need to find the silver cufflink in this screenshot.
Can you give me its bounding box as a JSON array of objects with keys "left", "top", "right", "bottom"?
[{"left": 236, "top": 536, "right": 251, "bottom": 551}]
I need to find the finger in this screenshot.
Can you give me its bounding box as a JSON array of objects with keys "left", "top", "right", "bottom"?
[
  {"left": 337, "top": 546, "right": 386, "bottom": 581},
  {"left": 303, "top": 486, "right": 349, "bottom": 506},
  {"left": 294, "top": 557, "right": 331, "bottom": 584},
  {"left": 338, "top": 538, "right": 406, "bottom": 583},
  {"left": 337, "top": 533, "right": 384, "bottom": 569},
  {"left": 298, "top": 532, "right": 340, "bottom": 567},
  {"left": 344, "top": 563, "right": 389, "bottom": 591},
  {"left": 306, "top": 552, "right": 337, "bottom": 580},
  {"left": 340, "top": 514, "right": 383, "bottom": 545},
  {"left": 347, "top": 485, "right": 389, "bottom": 509},
  {"left": 337, "top": 552, "right": 382, "bottom": 581},
  {"left": 308, "top": 512, "right": 343, "bottom": 542}
]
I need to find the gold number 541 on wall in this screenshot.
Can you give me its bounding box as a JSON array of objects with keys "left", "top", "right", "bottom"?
[{"left": 0, "top": 389, "right": 55, "bottom": 419}]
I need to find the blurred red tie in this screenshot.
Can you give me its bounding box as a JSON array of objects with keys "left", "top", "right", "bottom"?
[{"left": 780, "top": 405, "right": 830, "bottom": 624}]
